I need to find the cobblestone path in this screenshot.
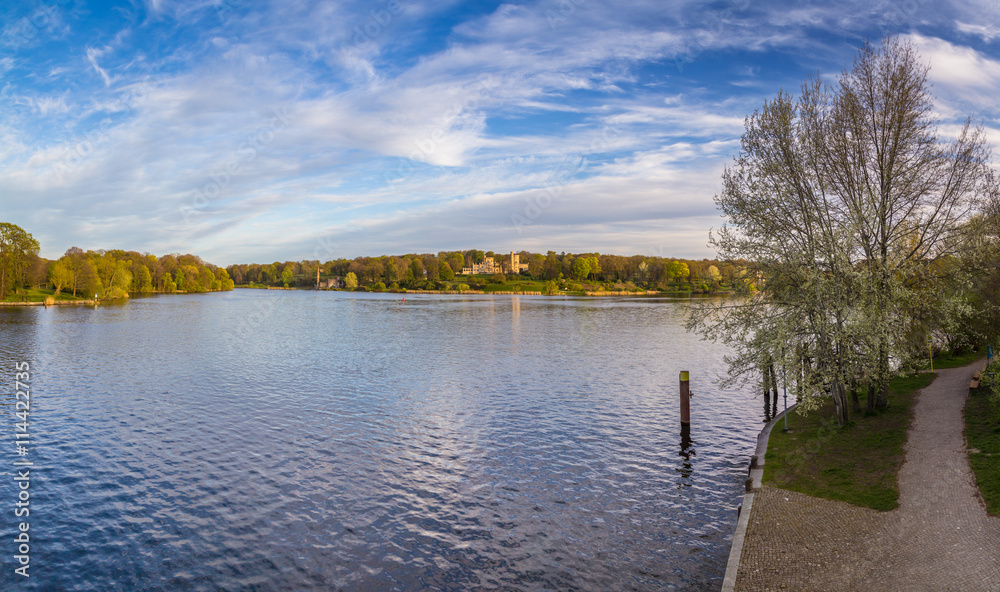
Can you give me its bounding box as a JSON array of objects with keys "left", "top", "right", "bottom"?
[{"left": 735, "top": 363, "right": 1000, "bottom": 591}]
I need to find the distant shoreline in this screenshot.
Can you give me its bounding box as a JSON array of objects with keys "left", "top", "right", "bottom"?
[{"left": 237, "top": 285, "right": 728, "bottom": 297}]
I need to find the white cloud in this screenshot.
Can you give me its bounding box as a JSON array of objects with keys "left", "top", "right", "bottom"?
[{"left": 956, "top": 22, "right": 1000, "bottom": 42}]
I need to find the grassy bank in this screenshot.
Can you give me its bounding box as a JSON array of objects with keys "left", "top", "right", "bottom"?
[
  {"left": 2, "top": 287, "right": 90, "bottom": 303},
  {"left": 762, "top": 372, "right": 935, "bottom": 511},
  {"left": 966, "top": 369, "right": 1000, "bottom": 516}
]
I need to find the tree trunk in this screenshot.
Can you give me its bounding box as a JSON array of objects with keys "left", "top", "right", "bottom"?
[
  {"left": 876, "top": 347, "right": 890, "bottom": 409},
  {"left": 867, "top": 381, "right": 877, "bottom": 413},
  {"left": 877, "top": 380, "right": 889, "bottom": 409},
  {"left": 850, "top": 378, "right": 861, "bottom": 413},
  {"left": 831, "top": 380, "right": 849, "bottom": 426},
  {"left": 769, "top": 364, "right": 779, "bottom": 418}
]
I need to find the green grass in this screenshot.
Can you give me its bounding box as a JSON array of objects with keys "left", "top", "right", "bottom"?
[
  {"left": 763, "top": 372, "right": 936, "bottom": 511},
  {"left": 1, "top": 287, "right": 88, "bottom": 302},
  {"left": 966, "top": 379, "right": 1000, "bottom": 516},
  {"left": 919, "top": 348, "right": 986, "bottom": 370}
]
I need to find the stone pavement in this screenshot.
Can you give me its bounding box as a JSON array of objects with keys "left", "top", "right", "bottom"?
[{"left": 734, "top": 362, "right": 1000, "bottom": 591}]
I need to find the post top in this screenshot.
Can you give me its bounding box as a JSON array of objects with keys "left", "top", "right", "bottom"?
[{"left": 680, "top": 370, "right": 689, "bottom": 381}]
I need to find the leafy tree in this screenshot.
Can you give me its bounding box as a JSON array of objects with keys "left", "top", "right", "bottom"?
[
  {"left": 690, "top": 36, "right": 997, "bottom": 422},
  {"left": 0, "top": 223, "right": 40, "bottom": 299},
  {"left": 102, "top": 260, "right": 133, "bottom": 299},
  {"left": 447, "top": 252, "right": 465, "bottom": 274},
  {"left": 218, "top": 268, "right": 235, "bottom": 291},
  {"left": 344, "top": 272, "right": 358, "bottom": 289},
  {"left": 134, "top": 265, "right": 153, "bottom": 292},
  {"left": 572, "top": 257, "right": 591, "bottom": 281},
  {"left": 666, "top": 260, "right": 689, "bottom": 282},
  {"left": 587, "top": 256, "right": 601, "bottom": 278},
  {"left": 49, "top": 258, "right": 73, "bottom": 296},
  {"left": 409, "top": 258, "right": 424, "bottom": 281},
  {"left": 439, "top": 261, "right": 455, "bottom": 281}
]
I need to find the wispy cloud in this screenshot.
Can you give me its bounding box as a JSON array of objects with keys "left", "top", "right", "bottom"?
[{"left": 0, "top": 0, "right": 998, "bottom": 264}]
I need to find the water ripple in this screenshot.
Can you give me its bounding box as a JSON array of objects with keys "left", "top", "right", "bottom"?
[{"left": 0, "top": 292, "right": 765, "bottom": 591}]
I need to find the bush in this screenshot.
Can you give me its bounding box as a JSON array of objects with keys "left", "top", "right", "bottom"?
[
  {"left": 490, "top": 273, "right": 506, "bottom": 284},
  {"left": 457, "top": 283, "right": 470, "bottom": 292},
  {"left": 371, "top": 282, "right": 386, "bottom": 292}
]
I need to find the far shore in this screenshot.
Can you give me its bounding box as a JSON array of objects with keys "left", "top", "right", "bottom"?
[{"left": 237, "top": 285, "right": 727, "bottom": 297}]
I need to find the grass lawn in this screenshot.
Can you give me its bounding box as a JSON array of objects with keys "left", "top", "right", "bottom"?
[
  {"left": 762, "top": 372, "right": 936, "bottom": 511},
  {"left": 917, "top": 348, "right": 987, "bottom": 370},
  {"left": 966, "top": 378, "right": 1000, "bottom": 516},
  {"left": 2, "top": 287, "right": 88, "bottom": 303}
]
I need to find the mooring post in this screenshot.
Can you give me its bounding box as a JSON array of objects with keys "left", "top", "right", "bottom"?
[{"left": 680, "top": 370, "right": 691, "bottom": 425}]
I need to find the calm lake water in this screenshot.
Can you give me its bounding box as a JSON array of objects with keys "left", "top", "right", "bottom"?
[{"left": 0, "top": 290, "right": 766, "bottom": 591}]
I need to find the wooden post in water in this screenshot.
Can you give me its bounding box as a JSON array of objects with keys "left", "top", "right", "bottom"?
[{"left": 680, "top": 370, "right": 691, "bottom": 425}]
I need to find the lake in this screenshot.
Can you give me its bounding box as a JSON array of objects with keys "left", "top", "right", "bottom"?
[{"left": 0, "top": 290, "right": 767, "bottom": 591}]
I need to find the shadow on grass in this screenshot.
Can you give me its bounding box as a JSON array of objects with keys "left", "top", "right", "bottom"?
[
  {"left": 965, "top": 382, "right": 1000, "bottom": 516},
  {"left": 762, "top": 372, "right": 936, "bottom": 511}
]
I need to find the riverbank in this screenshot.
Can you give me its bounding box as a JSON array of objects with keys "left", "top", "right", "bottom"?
[
  {"left": 0, "top": 299, "right": 97, "bottom": 306},
  {"left": 238, "top": 285, "right": 721, "bottom": 297},
  {"left": 729, "top": 360, "right": 1000, "bottom": 591}
]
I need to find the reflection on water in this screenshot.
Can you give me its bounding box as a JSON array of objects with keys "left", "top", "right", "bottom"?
[
  {"left": 677, "top": 424, "right": 695, "bottom": 488},
  {"left": 0, "top": 291, "right": 764, "bottom": 591}
]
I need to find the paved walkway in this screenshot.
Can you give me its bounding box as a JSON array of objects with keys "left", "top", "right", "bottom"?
[{"left": 735, "top": 362, "right": 1000, "bottom": 591}]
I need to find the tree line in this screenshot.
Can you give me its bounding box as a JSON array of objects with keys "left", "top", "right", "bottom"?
[
  {"left": 0, "top": 223, "right": 234, "bottom": 300},
  {"left": 225, "top": 251, "right": 736, "bottom": 292}
]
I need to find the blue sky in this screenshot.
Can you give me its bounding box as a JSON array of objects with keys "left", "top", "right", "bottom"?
[{"left": 3, "top": 0, "right": 1000, "bottom": 265}]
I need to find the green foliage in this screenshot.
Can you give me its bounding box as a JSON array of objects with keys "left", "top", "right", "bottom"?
[
  {"left": 0, "top": 222, "right": 40, "bottom": 299},
  {"left": 371, "top": 281, "right": 386, "bottom": 292},
  {"left": 439, "top": 261, "right": 455, "bottom": 281},
  {"left": 543, "top": 280, "right": 558, "bottom": 295},
  {"left": 456, "top": 283, "right": 470, "bottom": 292},
  {"left": 490, "top": 273, "right": 506, "bottom": 284},
  {"left": 49, "top": 259, "right": 73, "bottom": 296},
  {"left": 344, "top": 272, "right": 358, "bottom": 289},
  {"left": 689, "top": 37, "right": 997, "bottom": 421}
]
